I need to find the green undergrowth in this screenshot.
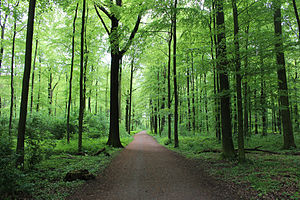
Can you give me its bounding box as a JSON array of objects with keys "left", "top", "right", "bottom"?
[
  {"left": 3, "top": 135, "right": 133, "bottom": 200},
  {"left": 152, "top": 132, "right": 300, "bottom": 199}
]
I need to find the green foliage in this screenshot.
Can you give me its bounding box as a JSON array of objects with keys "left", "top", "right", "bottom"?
[
  {"left": 0, "top": 136, "right": 23, "bottom": 199},
  {"left": 157, "top": 134, "right": 300, "bottom": 199}
]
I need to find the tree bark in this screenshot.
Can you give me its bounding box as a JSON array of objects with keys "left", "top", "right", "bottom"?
[
  {"left": 216, "top": 0, "right": 235, "bottom": 158},
  {"left": 67, "top": 3, "right": 79, "bottom": 143},
  {"left": 16, "top": 0, "right": 36, "bottom": 168},
  {"left": 30, "top": 39, "right": 38, "bottom": 113},
  {"left": 173, "top": 0, "right": 179, "bottom": 148},
  {"left": 128, "top": 58, "right": 134, "bottom": 134},
  {"left": 78, "top": 0, "right": 86, "bottom": 153},
  {"left": 9, "top": 11, "right": 18, "bottom": 137},
  {"left": 273, "top": 0, "right": 296, "bottom": 149},
  {"left": 167, "top": 26, "right": 173, "bottom": 142},
  {"left": 232, "top": 0, "right": 245, "bottom": 162}
]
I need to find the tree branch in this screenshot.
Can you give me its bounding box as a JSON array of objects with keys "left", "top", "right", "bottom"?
[
  {"left": 94, "top": 4, "right": 110, "bottom": 35},
  {"left": 120, "top": 13, "right": 142, "bottom": 56},
  {"left": 95, "top": 4, "right": 112, "bottom": 19}
]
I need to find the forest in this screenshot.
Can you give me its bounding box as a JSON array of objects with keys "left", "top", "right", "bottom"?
[{"left": 0, "top": 0, "right": 299, "bottom": 199}]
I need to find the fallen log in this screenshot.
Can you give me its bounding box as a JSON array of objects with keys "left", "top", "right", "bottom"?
[{"left": 94, "top": 148, "right": 110, "bottom": 157}]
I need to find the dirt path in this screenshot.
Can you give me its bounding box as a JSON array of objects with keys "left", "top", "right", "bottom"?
[{"left": 68, "top": 131, "right": 242, "bottom": 200}]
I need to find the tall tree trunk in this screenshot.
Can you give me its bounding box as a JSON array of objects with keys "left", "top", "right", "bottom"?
[
  {"left": 128, "top": 58, "right": 134, "bottom": 134},
  {"left": 160, "top": 65, "right": 166, "bottom": 134},
  {"left": 30, "top": 39, "right": 38, "bottom": 113},
  {"left": 48, "top": 68, "right": 53, "bottom": 115},
  {"left": 243, "top": 23, "right": 250, "bottom": 137},
  {"left": 260, "top": 49, "right": 267, "bottom": 136},
  {"left": 36, "top": 56, "right": 41, "bottom": 112},
  {"left": 273, "top": 0, "right": 296, "bottom": 149},
  {"left": 67, "top": 3, "right": 79, "bottom": 143},
  {"left": 216, "top": 0, "right": 235, "bottom": 158},
  {"left": 232, "top": 0, "right": 245, "bottom": 162},
  {"left": 16, "top": 0, "right": 36, "bottom": 168},
  {"left": 9, "top": 12, "right": 18, "bottom": 137},
  {"left": 186, "top": 66, "right": 191, "bottom": 131},
  {"left": 78, "top": 0, "right": 86, "bottom": 153},
  {"left": 204, "top": 73, "right": 209, "bottom": 133},
  {"left": 173, "top": 0, "right": 179, "bottom": 148},
  {"left": 191, "top": 51, "right": 196, "bottom": 135},
  {"left": 167, "top": 27, "right": 173, "bottom": 142}
]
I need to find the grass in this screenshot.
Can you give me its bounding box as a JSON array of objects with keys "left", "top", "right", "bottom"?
[
  {"left": 151, "top": 132, "right": 300, "bottom": 200},
  {"left": 14, "top": 134, "right": 133, "bottom": 200}
]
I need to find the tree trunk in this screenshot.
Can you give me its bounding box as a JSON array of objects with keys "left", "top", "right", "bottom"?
[
  {"left": 273, "top": 0, "right": 296, "bottom": 149},
  {"left": 16, "top": 0, "right": 36, "bottom": 168},
  {"left": 260, "top": 50, "right": 267, "bottom": 136},
  {"left": 173, "top": 0, "right": 179, "bottom": 148},
  {"left": 78, "top": 0, "right": 86, "bottom": 153},
  {"left": 36, "top": 56, "right": 41, "bottom": 112},
  {"left": 107, "top": 16, "right": 123, "bottom": 147},
  {"left": 30, "top": 39, "right": 38, "bottom": 113},
  {"left": 167, "top": 27, "right": 173, "bottom": 142},
  {"left": 9, "top": 13, "right": 18, "bottom": 137},
  {"left": 186, "top": 66, "right": 191, "bottom": 131},
  {"left": 66, "top": 3, "right": 78, "bottom": 143},
  {"left": 232, "top": 0, "right": 245, "bottom": 162},
  {"left": 243, "top": 23, "right": 250, "bottom": 137},
  {"left": 216, "top": 0, "right": 235, "bottom": 158},
  {"left": 128, "top": 58, "right": 134, "bottom": 134}
]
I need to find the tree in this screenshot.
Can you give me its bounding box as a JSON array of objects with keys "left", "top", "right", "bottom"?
[
  {"left": 173, "top": 0, "right": 178, "bottom": 148},
  {"left": 232, "top": 0, "right": 245, "bottom": 162},
  {"left": 215, "top": 0, "right": 235, "bottom": 158},
  {"left": 273, "top": 0, "right": 296, "bottom": 149},
  {"left": 67, "top": 2, "right": 79, "bottom": 143},
  {"left": 16, "top": 0, "right": 37, "bottom": 168},
  {"left": 94, "top": 0, "right": 142, "bottom": 147},
  {"left": 78, "top": 0, "right": 86, "bottom": 153}
]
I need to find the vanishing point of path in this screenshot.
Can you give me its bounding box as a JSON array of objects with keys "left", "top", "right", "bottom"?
[{"left": 68, "top": 131, "right": 242, "bottom": 200}]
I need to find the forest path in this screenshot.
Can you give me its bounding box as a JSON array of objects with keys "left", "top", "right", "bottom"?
[{"left": 68, "top": 131, "right": 241, "bottom": 200}]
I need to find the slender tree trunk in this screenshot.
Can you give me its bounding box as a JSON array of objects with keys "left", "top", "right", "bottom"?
[
  {"left": 36, "top": 56, "right": 41, "bottom": 112},
  {"left": 78, "top": 0, "right": 86, "bottom": 153},
  {"left": 243, "top": 23, "right": 250, "bottom": 137},
  {"left": 191, "top": 52, "right": 196, "bottom": 135},
  {"left": 254, "top": 84, "right": 258, "bottom": 135},
  {"left": 173, "top": 0, "right": 179, "bottom": 148},
  {"left": 167, "top": 27, "right": 173, "bottom": 142},
  {"left": 204, "top": 73, "right": 209, "bottom": 133},
  {"left": 16, "top": 0, "right": 36, "bottom": 168},
  {"left": 216, "top": 0, "right": 235, "bottom": 158},
  {"left": 128, "top": 58, "right": 134, "bottom": 134},
  {"left": 273, "top": 0, "right": 296, "bottom": 149},
  {"left": 66, "top": 3, "right": 78, "bottom": 142},
  {"left": 9, "top": 14, "right": 18, "bottom": 137},
  {"left": 260, "top": 50, "right": 267, "bottom": 136},
  {"left": 48, "top": 68, "right": 53, "bottom": 115},
  {"left": 30, "top": 39, "right": 38, "bottom": 113},
  {"left": 186, "top": 66, "right": 191, "bottom": 131},
  {"left": 232, "top": 0, "right": 245, "bottom": 162}
]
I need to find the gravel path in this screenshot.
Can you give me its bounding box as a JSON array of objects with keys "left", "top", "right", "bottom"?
[{"left": 68, "top": 131, "right": 242, "bottom": 200}]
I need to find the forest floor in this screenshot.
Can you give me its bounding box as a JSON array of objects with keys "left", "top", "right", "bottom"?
[{"left": 67, "top": 131, "right": 247, "bottom": 200}]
